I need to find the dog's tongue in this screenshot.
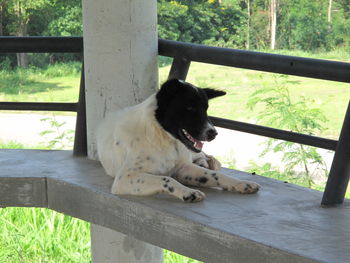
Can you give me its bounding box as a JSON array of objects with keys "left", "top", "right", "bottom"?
[{"left": 194, "top": 139, "right": 203, "bottom": 151}]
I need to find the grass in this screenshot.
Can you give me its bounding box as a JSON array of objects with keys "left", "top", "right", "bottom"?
[
  {"left": 0, "top": 208, "right": 90, "bottom": 263},
  {"left": 0, "top": 62, "right": 80, "bottom": 103},
  {"left": 1, "top": 51, "right": 349, "bottom": 262},
  {"left": 0, "top": 207, "right": 201, "bottom": 263}
]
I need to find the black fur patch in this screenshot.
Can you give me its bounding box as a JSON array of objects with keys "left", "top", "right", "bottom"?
[
  {"left": 198, "top": 176, "right": 208, "bottom": 184},
  {"left": 155, "top": 79, "right": 225, "bottom": 153}
]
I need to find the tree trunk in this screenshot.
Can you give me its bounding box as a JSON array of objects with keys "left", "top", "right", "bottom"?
[
  {"left": 15, "top": 1, "right": 29, "bottom": 68},
  {"left": 328, "top": 0, "right": 333, "bottom": 25},
  {"left": 0, "top": 1, "right": 3, "bottom": 36},
  {"left": 270, "top": 0, "right": 277, "bottom": 50},
  {"left": 16, "top": 25, "right": 29, "bottom": 68},
  {"left": 246, "top": 0, "right": 250, "bottom": 49}
]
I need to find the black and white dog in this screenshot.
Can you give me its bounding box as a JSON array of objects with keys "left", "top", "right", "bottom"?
[{"left": 97, "top": 79, "right": 260, "bottom": 202}]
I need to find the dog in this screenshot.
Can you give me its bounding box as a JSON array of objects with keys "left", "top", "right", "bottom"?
[{"left": 97, "top": 79, "right": 260, "bottom": 202}]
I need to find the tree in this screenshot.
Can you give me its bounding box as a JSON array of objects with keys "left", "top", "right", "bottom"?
[
  {"left": 0, "top": 0, "right": 5, "bottom": 35},
  {"left": 6, "top": 0, "right": 50, "bottom": 67},
  {"left": 328, "top": 0, "right": 333, "bottom": 25},
  {"left": 269, "top": 0, "right": 277, "bottom": 49}
]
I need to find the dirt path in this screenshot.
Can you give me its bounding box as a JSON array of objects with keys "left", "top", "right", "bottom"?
[{"left": 0, "top": 113, "right": 76, "bottom": 147}]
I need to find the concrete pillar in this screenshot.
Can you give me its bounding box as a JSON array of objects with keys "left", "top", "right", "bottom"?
[
  {"left": 91, "top": 224, "right": 164, "bottom": 263},
  {"left": 83, "top": 0, "right": 158, "bottom": 160},
  {"left": 82, "top": 0, "right": 161, "bottom": 262}
]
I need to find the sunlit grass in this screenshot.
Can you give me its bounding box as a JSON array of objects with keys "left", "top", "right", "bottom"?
[{"left": 0, "top": 207, "right": 202, "bottom": 263}]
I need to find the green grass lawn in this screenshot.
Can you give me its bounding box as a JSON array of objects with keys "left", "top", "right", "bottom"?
[
  {"left": 1, "top": 53, "right": 349, "bottom": 262},
  {"left": 0, "top": 208, "right": 201, "bottom": 263}
]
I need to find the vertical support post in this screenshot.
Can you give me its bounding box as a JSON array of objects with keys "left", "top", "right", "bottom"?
[
  {"left": 91, "top": 224, "right": 163, "bottom": 263},
  {"left": 168, "top": 57, "right": 191, "bottom": 80},
  {"left": 73, "top": 61, "right": 87, "bottom": 156},
  {"left": 82, "top": 0, "right": 162, "bottom": 262},
  {"left": 83, "top": 0, "right": 159, "bottom": 160},
  {"left": 322, "top": 101, "right": 350, "bottom": 207}
]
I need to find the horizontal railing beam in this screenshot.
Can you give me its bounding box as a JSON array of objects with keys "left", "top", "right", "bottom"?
[
  {"left": 210, "top": 116, "right": 338, "bottom": 151},
  {"left": 0, "top": 102, "right": 78, "bottom": 112},
  {"left": 0, "top": 36, "right": 83, "bottom": 53},
  {"left": 159, "top": 38, "right": 350, "bottom": 83}
]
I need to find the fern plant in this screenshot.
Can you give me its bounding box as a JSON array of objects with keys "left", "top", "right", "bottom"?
[{"left": 247, "top": 75, "right": 328, "bottom": 188}]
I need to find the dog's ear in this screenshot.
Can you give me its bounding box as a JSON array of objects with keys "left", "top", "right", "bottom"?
[
  {"left": 203, "top": 88, "right": 226, "bottom": 99},
  {"left": 157, "top": 79, "right": 183, "bottom": 102},
  {"left": 159, "top": 79, "right": 182, "bottom": 93}
]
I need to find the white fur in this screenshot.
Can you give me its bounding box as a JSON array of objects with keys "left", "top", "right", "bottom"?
[{"left": 97, "top": 94, "right": 260, "bottom": 202}]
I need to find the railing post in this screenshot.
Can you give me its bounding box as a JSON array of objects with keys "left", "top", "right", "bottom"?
[
  {"left": 322, "top": 101, "right": 350, "bottom": 207},
  {"left": 73, "top": 61, "right": 87, "bottom": 156},
  {"left": 168, "top": 57, "right": 191, "bottom": 80}
]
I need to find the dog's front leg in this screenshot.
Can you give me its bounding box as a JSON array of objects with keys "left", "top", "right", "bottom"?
[
  {"left": 111, "top": 173, "right": 206, "bottom": 202},
  {"left": 174, "top": 164, "right": 260, "bottom": 194},
  {"left": 192, "top": 152, "right": 221, "bottom": 170}
]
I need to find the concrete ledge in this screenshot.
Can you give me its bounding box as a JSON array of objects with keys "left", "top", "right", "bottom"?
[{"left": 1, "top": 149, "right": 350, "bottom": 263}]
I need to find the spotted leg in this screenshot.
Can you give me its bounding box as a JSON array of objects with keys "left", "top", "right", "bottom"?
[
  {"left": 111, "top": 173, "right": 206, "bottom": 202},
  {"left": 173, "top": 164, "right": 260, "bottom": 194}
]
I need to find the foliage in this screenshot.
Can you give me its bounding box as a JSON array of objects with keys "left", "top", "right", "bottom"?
[
  {"left": 157, "top": 0, "right": 246, "bottom": 47},
  {"left": 0, "top": 140, "right": 25, "bottom": 149},
  {"left": 0, "top": 207, "right": 201, "bottom": 263},
  {"left": 5, "top": 0, "right": 51, "bottom": 35},
  {"left": 0, "top": 208, "right": 91, "bottom": 263},
  {"left": 39, "top": 114, "right": 74, "bottom": 150},
  {"left": 247, "top": 75, "right": 329, "bottom": 187},
  {"left": 0, "top": 62, "right": 81, "bottom": 95}
]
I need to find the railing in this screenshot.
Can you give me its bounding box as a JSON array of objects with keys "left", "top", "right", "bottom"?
[
  {"left": 0, "top": 36, "right": 349, "bottom": 207},
  {"left": 158, "top": 38, "right": 350, "bottom": 207},
  {"left": 0, "top": 37, "right": 86, "bottom": 156}
]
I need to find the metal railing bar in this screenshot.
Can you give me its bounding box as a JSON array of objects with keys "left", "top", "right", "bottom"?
[
  {"left": 0, "top": 36, "right": 83, "bottom": 53},
  {"left": 322, "top": 101, "right": 350, "bottom": 206},
  {"left": 159, "top": 38, "right": 350, "bottom": 83},
  {"left": 0, "top": 102, "right": 78, "bottom": 112},
  {"left": 210, "top": 116, "right": 338, "bottom": 151},
  {"left": 168, "top": 57, "right": 191, "bottom": 80},
  {"left": 73, "top": 63, "right": 87, "bottom": 156}
]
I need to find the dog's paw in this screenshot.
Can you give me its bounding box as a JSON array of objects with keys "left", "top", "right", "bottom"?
[
  {"left": 223, "top": 180, "right": 260, "bottom": 194},
  {"left": 206, "top": 155, "right": 221, "bottom": 171},
  {"left": 193, "top": 154, "right": 221, "bottom": 171},
  {"left": 182, "top": 189, "right": 206, "bottom": 202}
]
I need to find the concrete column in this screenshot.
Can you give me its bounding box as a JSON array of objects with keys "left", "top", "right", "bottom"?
[
  {"left": 91, "top": 224, "right": 163, "bottom": 263},
  {"left": 83, "top": 0, "right": 158, "bottom": 160},
  {"left": 82, "top": 0, "right": 161, "bottom": 262}
]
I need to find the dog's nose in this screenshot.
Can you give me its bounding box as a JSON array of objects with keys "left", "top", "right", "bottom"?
[{"left": 206, "top": 128, "right": 218, "bottom": 141}]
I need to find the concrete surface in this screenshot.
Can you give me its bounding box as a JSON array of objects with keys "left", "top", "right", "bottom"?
[
  {"left": 1, "top": 149, "right": 349, "bottom": 263},
  {"left": 82, "top": 0, "right": 158, "bottom": 160},
  {"left": 91, "top": 224, "right": 164, "bottom": 263}
]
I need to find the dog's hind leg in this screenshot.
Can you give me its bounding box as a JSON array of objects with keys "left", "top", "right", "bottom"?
[
  {"left": 111, "top": 173, "right": 206, "bottom": 202},
  {"left": 174, "top": 164, "right": 260, "bottom": 194}
]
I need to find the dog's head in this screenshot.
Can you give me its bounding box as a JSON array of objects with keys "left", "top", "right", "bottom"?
[{"left": 155, "top": 79, "right": 226, "bottom": 153}]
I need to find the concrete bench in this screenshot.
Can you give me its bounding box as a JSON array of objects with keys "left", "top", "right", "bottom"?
[{"left": 1, "top": 149, "right": 349, "bottom": 263}]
